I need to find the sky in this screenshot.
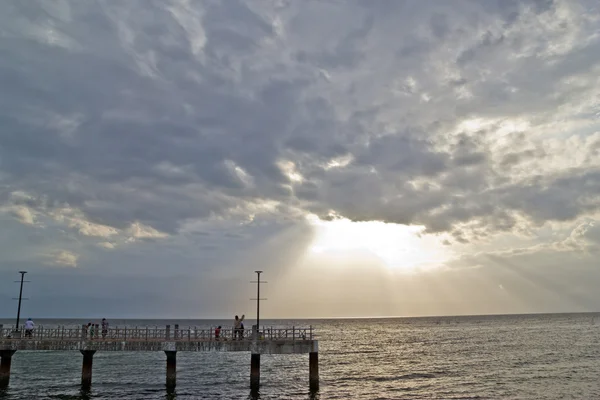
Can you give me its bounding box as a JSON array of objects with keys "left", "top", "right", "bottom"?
[{"left": 1, "top": 0, "right": 600, "bottom": 319}]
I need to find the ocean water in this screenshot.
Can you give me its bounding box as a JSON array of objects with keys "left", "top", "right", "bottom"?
[{"left": 1, "top": 313, "right": 599, "bottom": 399}]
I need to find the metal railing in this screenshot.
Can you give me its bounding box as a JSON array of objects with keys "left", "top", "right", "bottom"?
[{"left": 1, "top": 325, "right": 314, "bottom": 342}]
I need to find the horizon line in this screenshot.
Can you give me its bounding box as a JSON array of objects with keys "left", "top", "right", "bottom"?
[{"left": 0, "top": 310, "right": 598, "bottom": 321}]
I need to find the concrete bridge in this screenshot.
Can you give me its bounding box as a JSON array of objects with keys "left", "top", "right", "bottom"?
[{"left": 0, "top": 324, "right": 319, "bottom": 393}]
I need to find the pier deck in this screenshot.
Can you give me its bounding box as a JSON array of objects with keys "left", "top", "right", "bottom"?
[
  {"left": 0, "top": 324, "right": 319, "bottom": 392},
  {"left": 1, "top": 325, "right": 317, "bottom": 353}
]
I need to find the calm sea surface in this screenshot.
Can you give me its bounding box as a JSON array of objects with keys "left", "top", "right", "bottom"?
[{"left": 1, "top": 313, "right": 599, "bottom": 399}]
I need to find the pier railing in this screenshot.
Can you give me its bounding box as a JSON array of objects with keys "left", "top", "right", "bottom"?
[{"left": 1, "top": 325, "right": 314, "bottom": 342}]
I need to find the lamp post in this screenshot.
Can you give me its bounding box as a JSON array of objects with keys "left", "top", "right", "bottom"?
[
  {"left": 250, "top": 271, "right": 267, "bottom": 336},
  {"left": 256, "top": 271, "right": 262, "bottom": 330},
  {"left": 15, "top": 271, "right": 28, "bottom": 331}
]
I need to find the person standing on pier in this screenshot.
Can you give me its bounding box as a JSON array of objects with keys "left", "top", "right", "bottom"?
[
  {"left": 215, "top": 325, "right": 221, "bottom": 340},
  {"left": 234, "top": 315, "right": 245, "bottom": 340},
  {"left": 24, "top": 318, "right": 35, "bottom": 338},
  {"left": 101, "top": 318, "right": 109, "bottom": 338},
  {"left": 82, "top": 322, "right": 90, "bottom": 338}
]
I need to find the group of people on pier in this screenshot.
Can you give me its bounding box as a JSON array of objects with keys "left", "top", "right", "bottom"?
[
  {"left": 83, "top": 318, "right": 109, "bottom": 339},
  {"left": 214, "top": 314, "right": 245, "bottom": 340},
  {"left": 11, "top": 315, "right": 251, "bottom": 341}
]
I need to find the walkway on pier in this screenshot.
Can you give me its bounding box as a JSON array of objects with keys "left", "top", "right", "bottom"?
[{"left": 0, "top": 324, "right": 319, "bottom": 392}]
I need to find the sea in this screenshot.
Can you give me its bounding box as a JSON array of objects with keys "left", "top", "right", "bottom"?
[{"left": 0, "top": 313, "right": 599, "bottom": 399}]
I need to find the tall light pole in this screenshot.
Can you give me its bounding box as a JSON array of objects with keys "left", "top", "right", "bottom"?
[
  {"left": 250, "top": 271, "right": 267, "bottom": 335},
  {"left": 14, "top": 271, "right": 28, "bottom": 331}
]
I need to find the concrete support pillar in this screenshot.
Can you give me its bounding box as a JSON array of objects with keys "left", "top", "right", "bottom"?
[
  {"left": 80, "top": 350, "right": 96, "bottom": 390},
  {"left": 250, "top": 353, "right": 260, "bottom": 391},
  {"left": 0, "top": 350, "right": 16, "bottom": 389},
  {"left": 165, "top": 350, "right": 176, "bottom": 393},
  {"left": 309, "top": 352, "right": 319, "bottom": 391}
]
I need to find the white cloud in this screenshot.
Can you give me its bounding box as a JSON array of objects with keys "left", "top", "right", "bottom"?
[
  {"left": 126, "top": 222, "right": 168, "bottom": 239},
  {"left": 48, "top": 250, "right": 79, "bottom": 267},
  {"left": 3, "top": 205, "right": 35, "bottom": 225},
  {"left": 49, "top": 207, "right": 119, "bottom": 238}
]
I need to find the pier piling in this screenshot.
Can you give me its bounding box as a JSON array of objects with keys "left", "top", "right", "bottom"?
[
  {"left": 250, "top": 353, "right": 260, "bottom": 390},
  {"left": 309, "top": 352, "right": 319, "bottom": 391},
  {"left": 0, "top": 350, "right": 16, "bottom": 388},
  {"left": 80, "top": 350, "right": 96, "bottom": 390},
  {"left": 165, "top": 350, "right": 177, "bottom": 392}
]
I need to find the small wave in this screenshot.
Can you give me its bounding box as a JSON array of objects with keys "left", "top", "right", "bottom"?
[
  {"left": 338, "top": 372, "right": 439, "bottom": 382},
  {"left": 337, "top": 349, "right": 381, "bottom": 355},
  {"left": 393, "top": 373, "right": 438, "bottom": 380}
]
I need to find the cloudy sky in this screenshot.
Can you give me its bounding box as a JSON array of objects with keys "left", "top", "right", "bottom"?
[{"left": 1, "top": 0, "right": 600, "bottom": 319}]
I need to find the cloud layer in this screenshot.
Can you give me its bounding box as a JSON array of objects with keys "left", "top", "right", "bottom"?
[{"left": 1, "top": 0, "right": 600, "bottom": 317}]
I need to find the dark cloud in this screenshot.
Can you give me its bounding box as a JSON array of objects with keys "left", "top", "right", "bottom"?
[{"left": 1, "top": 0, "right": 599, "bottom": 239}]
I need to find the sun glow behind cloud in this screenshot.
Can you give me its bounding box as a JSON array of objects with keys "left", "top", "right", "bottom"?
[{"left": 306, "top": 215, "right": 450, "bottom": 272}]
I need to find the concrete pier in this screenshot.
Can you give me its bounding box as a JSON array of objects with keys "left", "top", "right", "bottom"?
[
  {"left": 0, "top": 350, "right": 16, "bottom": 388},
  {"left": 250, "top": 353, "right": 260, "bottom": 390},
  {"left": 0, "top": 325, "right": 318, "bottom": 392},
  {"left": 309, "top": 352, "right": 319, "bottom": 391},
  {"left": 80, "top": 350, "right": 96, "bottom": 390},
  {"left": 165, "top": 350, "right": 177, "bottom": 392}
]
